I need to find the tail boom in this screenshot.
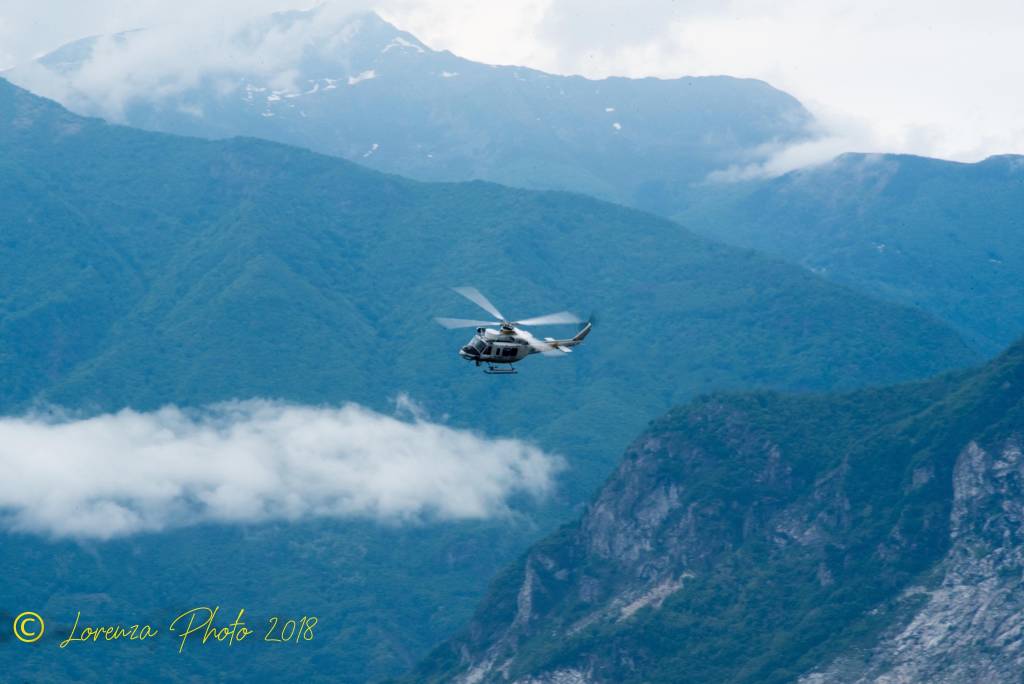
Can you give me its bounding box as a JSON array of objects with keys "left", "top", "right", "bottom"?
[{"left": 544, "top": 321, "right": 592, "bottom": 352}]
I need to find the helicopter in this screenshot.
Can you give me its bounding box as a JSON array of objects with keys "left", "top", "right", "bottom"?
[{"left": 435, "top": 286, "right": 592, "bottom": 374}]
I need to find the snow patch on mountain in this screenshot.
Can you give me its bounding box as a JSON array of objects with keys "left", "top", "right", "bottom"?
[
  {"left": 348, "top": 69, "right": 376, "bottom": 86},
  {"left": 383, "top": 36, "right": 424, "bottom": 53}
]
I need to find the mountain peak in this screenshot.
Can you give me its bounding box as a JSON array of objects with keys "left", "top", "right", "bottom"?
[
  {"left": 265, "top": 5, "right": 422, "bottom": 48},
  {"left": 4, "top": 7, "right": 812, "bottom": 213},
  {"left": 20, "top": 5, "right": 426, "bottom": 86}
]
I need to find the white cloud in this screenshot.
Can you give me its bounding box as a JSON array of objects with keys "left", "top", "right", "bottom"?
[
  {"left": 705, "top": 106, "right": 886, "bottom": 180},
  {"left": 6, "top": 3, "right": 379, "bottom": 121},
  {"left": 0, "top": 399, "right": 562, "bottom": 540},
  {"left": 639, "top": 1, "right": 1024, "bottom": 165},
  {"left": 0, "top": 17, "right": 13, "bottom": 69},
  {"left": 536, "top": 0, "right": 698, "bottom": 62}
]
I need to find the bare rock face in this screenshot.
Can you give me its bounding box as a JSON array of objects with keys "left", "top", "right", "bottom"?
[
  {"left": 804, "top": 437, "right": 1024, "bottom": 683},
  {"left": 438, "top": 398, "right": 859, "bottom": 683}
]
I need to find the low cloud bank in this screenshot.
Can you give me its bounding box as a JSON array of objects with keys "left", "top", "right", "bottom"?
[
  {"left": 5, "top": 3, "right": 376, "bottom": 121},
  {"left": 704, "top": 100, "right": 1021, "bottom": 182},
  {"left": 0, "top": 399, "right": 562, "bottom": 540},
  {"left": 706, "top": 109, "right": 879, "bottom": 181}
]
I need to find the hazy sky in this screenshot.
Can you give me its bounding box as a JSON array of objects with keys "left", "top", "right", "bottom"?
[{"left": 0, "top": 0, "right": 1022, "bottom": 161}]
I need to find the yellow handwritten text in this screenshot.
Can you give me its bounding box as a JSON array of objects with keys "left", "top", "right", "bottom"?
[
  {"left": 168, "top": 606, "right": 253, "bottom": 653},
  {"left": 59, "top": 611, "right": 159, "bottom": 648}
]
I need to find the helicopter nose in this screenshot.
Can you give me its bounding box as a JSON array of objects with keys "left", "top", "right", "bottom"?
[{"left": 460, "top": 346, "right": 479, "bottom": 360}]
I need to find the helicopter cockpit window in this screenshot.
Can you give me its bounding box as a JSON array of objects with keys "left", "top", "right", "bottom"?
[{"left": 472, "top": 339, "right": 487, "bottom": 352}]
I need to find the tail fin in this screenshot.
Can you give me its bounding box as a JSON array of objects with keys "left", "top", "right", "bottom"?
[{"left": 572, "top": 321, "right": 592, "bottom": 343}]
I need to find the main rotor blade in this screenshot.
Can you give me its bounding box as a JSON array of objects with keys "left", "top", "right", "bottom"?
[
  {"left": 453, "top": 286, "right": 505, "bottom": 321},
  {"left": 435, "top": 317, "right": 500, "bottom": 329},
  {"left": 514, "top": 327, "right": 563, "bottom": 357},
  {"left": 514, "top": 311, "right": 582, "bottom": 326}
]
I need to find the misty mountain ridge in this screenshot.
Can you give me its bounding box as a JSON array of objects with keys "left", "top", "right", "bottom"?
[
  {"left": 12, "top": 6, "right": 1024, "bottom": 360},
  {"left": 5, "top": 5, "right": 814, "bottom": 209}
]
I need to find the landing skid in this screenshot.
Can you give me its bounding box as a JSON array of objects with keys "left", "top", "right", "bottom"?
[{"left": 484, "top": 364, "right": 517, "bottom": 375}]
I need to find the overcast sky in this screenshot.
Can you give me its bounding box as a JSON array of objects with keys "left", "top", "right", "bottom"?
[{"left": 1, "top": 0, "right": 1022, "bottom": 161}]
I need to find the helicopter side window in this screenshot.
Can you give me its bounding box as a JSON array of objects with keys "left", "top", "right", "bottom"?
[
  {"left": 484, "top": 346, "right": 492, "bottom": 355},
  {"left": 502, "top": 347, "right": 516, "bottom": 357}
]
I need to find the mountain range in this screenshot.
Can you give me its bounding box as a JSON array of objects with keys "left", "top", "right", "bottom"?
[
  {"left": 4, "top": 8, "right": 812, "bottom": 210},
  {"left": 0, "top": 76, "right": 980, "bottom": 683},
  {"left": 0, "top": 76, "right": 973, "bottom": 498},
  {"left": 10, "top": 7, "right": 1023, "bottom": 357},
  {"left": 414, "top": 335, "right": 1024, "bottom": 683}
]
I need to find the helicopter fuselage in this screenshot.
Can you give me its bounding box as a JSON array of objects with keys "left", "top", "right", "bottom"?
[
  {"left": 457, "top": 322, "right": 592, "bottom": 370},
  {"left": 436, "top": 287, "right": 591, "bottom": 374},
  {"left": 459, "top": 327, "right": 530, "bottom": 365}
]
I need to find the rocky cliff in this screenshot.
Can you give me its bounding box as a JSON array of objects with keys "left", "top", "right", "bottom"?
[
  {"left": 803, "top": 437, "right": 1024, "bottom": 683},
  {"left": 412, "top": 339, "right": 1024, "bottom": 683}
]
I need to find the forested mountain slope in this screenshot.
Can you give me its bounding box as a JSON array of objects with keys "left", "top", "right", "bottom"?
[
  {"left": 677, "top": 153, "right": 1024, "bottom": 352},
  {"left": 0, "top": 77, "right": 975, "bottom": 498}
]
